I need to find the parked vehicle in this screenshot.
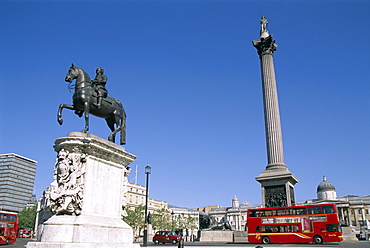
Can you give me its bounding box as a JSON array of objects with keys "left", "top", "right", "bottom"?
[{"left": 153, "top": 231, "right": 181, "bottom": 244}]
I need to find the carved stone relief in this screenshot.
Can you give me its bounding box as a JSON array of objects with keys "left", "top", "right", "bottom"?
[
  {"left": 48, "top": 149, "right": 86, "bottom": 215},
  {"left": 265, "top": 185, "right": 287, "bottom": 207}
]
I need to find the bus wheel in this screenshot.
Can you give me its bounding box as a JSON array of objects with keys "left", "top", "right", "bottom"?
[
  {"left": 313, "top": 235, "right": 323, "bottom": 244},
  {"left": 262, "top": 236, "right": 270, "bottom": 244}
]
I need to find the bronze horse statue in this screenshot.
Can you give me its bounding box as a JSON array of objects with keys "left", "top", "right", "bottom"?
[{"left": 57, "top": 64, "right": 126, "bottom": 145}]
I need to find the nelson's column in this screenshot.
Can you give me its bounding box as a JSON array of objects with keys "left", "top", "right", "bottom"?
[{"left": 252, "top": 16, "right": 299, "bottom": 207}]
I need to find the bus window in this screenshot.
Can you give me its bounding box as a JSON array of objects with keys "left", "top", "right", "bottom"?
[
  {"left": 322, "top": 205, "right": 334, "bottom": 213},
  {"left": 294, "top": 208, "right": 306, "bottom": 215},
  {"left": 286, "top": 208, "right": 293, "bottom": 216},
  {"left": 260, "top": 210, "right": 272, "bottom": 217},
  {"left": 275, "top": 209, "right": 285, "bottom": 216},
  {"left": 249, "top": 210, "right": 258, "bottom": 217},
  {"left": 326, "top": 224, "right": 339, "bottom": 232},
  {"left": 275, "top": 225, "right": 286, "bottom": 232},
  {"left": 286, "top": 225, "right": 299, "bottom": 232},
  {"left": 262, "top": 226, "right": 272, "bottom": 233},
  {"left": 256, "top": 226, "right": 260, "bottom": 232},
  {"left": 308, "top": 206, "right": 321, "bottom": 214}
]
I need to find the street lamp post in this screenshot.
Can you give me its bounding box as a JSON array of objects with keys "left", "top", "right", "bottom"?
[
  {"left": 143, "top": 163, "right": 151, "bottom": 247},
  {"left": 171, "top": 210, "right": 175, "bottom": 231}
]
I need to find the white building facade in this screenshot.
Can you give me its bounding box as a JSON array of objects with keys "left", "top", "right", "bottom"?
[{"left": 208, "top": 196, "right": 260, "bottom": 231}]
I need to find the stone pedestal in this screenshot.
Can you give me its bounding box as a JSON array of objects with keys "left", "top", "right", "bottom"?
[
  {"left": 255, "top": 168, "right": 298, "bottom": 207},
  {"left": 199, "top": 230, "right": 233, "bottom": 242},
  {"left": 27, "top": 132, "right": 138, "bottom": 248}
]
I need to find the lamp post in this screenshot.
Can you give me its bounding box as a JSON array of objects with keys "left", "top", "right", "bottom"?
[
  {"left": 143, "top": 163, "right": 151, "bottom": 247},
  {"left": 171, "top": 210, "right": 175, "bottom": 231}
]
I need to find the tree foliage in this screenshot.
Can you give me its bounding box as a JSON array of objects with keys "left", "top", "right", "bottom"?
[
  {"left": 151, "top": 208, "right": 172, "bottom": 231},
  {"left": 123, "top": 205, "right": 199, "bottom": 236},
  {"left": 123, "top": 205, "right": 145, "bottom": 236},
  {"left": 173, "top": 213, "right": 198, "bottom": 231},
  {"left": 18, "top": 206, "right": 37, "bottom": 229}
]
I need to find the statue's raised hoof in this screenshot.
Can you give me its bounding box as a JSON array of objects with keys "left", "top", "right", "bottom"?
[{"left": 58, "top": 119, "right": 63, "bottom": 125}]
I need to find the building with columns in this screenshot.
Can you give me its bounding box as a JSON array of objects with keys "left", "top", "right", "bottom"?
[
  {"left": 304, "top": 176, "right": 370, "bottom": 230},
  {"left": 125, "top": 182, "right": 168, "bottom": 211},
  {"left": 207, "top": 196, "right": 260, "bottom": 231},
  {"left": 125, "top": 182, "right": 199, "bottom": 238}
]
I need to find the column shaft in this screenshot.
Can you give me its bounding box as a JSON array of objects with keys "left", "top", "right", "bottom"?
[{"left": 260, "top": 53, "right": 285, "bottom": 167}]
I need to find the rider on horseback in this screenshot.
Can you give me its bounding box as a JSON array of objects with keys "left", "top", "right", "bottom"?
[{"left": 92, "top": 67, "right": 108, "bottom": 109}]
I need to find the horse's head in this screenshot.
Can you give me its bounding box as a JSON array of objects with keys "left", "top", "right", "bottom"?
[{"left": 65, "top": 63, "right": 85, "bottom": 83}]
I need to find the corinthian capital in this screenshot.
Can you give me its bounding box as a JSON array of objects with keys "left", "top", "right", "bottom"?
[{"left": 252, "top": 35, "right": 278, "bottom": 56}]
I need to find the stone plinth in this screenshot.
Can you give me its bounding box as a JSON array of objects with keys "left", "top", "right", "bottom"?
[
  {"left": 199, "top": 231, "right": 233, "bottom": 243},
  {"left": 255, "top": 167, "right": 298, "bottom": 207},
  {"left": 27, "top": 132, "right": 138, "bottom": 248},
  {"left": 232, "top": 231, "right": 248, "bottom": 242}
]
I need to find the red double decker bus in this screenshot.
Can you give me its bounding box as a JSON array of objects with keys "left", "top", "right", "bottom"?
[
  {"left": 0, "top": 211, "right": 18, "bottom": 245},
  {"left": 247, "top": 203, "right": 343, "bottom": 244}
]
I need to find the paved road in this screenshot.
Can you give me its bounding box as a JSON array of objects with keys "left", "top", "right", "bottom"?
[{"left": 9, "top": 239, "right": 370, "bottom": 248}]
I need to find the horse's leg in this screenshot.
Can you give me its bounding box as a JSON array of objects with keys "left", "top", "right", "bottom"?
[
  {"left": 82, "top": 102, "right": 90, "bottom": 133},
  {"left": 58, "top": 104, "right": 75, "bottom": 125},
  {"left": 106, "top": 118, "right": 117, "bottom": 143},
  {"left": 120, "top": 114, "right": 126, "bottom": 145}
]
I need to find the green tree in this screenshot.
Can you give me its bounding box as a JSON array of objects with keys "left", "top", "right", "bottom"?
[
  {"left": 18, "top": 206, "right": 37, "bottom": 229},
  {"left": 151, "top": 208, "right": 172, "bottom": 231},
  {"left": 185, "top": 215, "right": 198, "bottom": 230},
  {"left": 174, "top": 213, "right": 198, "bottom": 234},
  {"left": 123, "top": 205, "right": 145, "bottom": 236}
]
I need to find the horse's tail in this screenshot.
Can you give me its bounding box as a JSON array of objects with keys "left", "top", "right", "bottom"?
[{"left": 120, "top": 107, "right": 127, "bottom": 145}]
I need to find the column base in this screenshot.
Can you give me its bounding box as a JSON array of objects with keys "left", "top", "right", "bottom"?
[{"left": 256, "top": 166, "right": 299, "bottom": 207}]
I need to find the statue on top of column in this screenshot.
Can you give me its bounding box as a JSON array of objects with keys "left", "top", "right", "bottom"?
[{"left": 260, "top": 15, "right": 269, "bottom": 39}]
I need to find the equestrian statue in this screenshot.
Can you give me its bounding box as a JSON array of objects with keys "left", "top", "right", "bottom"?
[{"left": 57, "top": 64, "right": 126, "bottom": 145}]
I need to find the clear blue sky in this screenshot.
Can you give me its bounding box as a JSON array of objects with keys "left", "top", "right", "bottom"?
[{"left": 1, "top": 0, "right": 369, "bottom": 208}]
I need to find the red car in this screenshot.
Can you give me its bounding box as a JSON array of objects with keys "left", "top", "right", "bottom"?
[{"left": 153, "top": 231, "right": 181, "bottom": 244}]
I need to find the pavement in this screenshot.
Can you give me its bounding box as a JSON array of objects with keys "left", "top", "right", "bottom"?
[{"left": 11, "top": 239, "right": 370, "bottom": 248}]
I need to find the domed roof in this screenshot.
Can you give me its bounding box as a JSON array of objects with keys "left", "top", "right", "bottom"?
[
  {"left": 317, "top": 176, "right": 336, "bottom": 193},
  {"left": 232, "top": 195, "right": 238, "bottom": 201}
]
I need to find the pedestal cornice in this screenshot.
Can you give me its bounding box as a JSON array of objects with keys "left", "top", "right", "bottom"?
[
  {"left": 255, "top": 167, "right": 299, "bottom": 185},
  {"left": 54, "top": 132, "right": 137, "bottom": 166}
]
